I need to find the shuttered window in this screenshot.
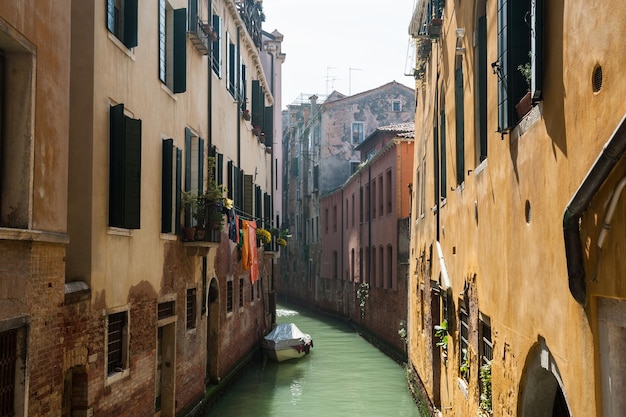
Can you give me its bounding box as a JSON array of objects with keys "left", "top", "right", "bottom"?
[
  {"left": 477, "top": 15, "right": 488, "bottom": 162},
  {"left": 251, "top": 80, "right": 264, "bottom": 129},
  {"left": 455, "top": 66, "right": 465, "bottom": 186},
  {"left": 106, "top": 0, "right": 138, "bottom": 49},
  {"left": 211, "top": 14, "right": 222, "bottom": 76},
  {"left": 109, "top": 104, "right": 142, "bottom": 229},
  {"left": 161, "top": 139, "right": 182, "bottom": 233},
  {"left": 497, "top": 0, "right": 541, "bottom": 131},
  {"left": 184, "top": 128, "right": 204, "bottom": 227},
  {"left": 227, "top": 36, "right": 237, "bottom": 96},
  {"left": 159, "top": 3, "right": 187, "bottom": 93},
  {"left": 263, "top": 106, "right": 273, "bottom": 146},
  {"left": 243, "top": 174, "right": 254, "bottom": 216}
]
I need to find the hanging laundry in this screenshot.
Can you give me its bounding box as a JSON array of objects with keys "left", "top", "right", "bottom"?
[
  {"left": 241, "top": 219, "right": 251, "bottom": 271},
  {"left": 248, "top": 220, "right": 259, "bottom": 284}
]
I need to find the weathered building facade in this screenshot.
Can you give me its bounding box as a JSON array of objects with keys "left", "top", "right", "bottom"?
[
  {"left": 406, "top": 0, "right": 626, "bottom": 416},
  {"left": 281, "top": 83, "right": 415, "bottom": 307},
  {"left": 60, "top": 0, "right": 280, "bottom": 416},
  {"left": 0, "top": 1, "right": 71, "bottom": 415},
  {"left": 318, "top": 124, "right": 415, "bottom": 355}
]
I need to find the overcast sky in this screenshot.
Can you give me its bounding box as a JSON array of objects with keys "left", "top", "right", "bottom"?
[{"left": 262, "top": 0, "right": 417, "bottom": 109}]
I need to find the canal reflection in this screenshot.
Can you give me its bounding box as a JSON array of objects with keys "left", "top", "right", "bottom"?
[{"left": 205, "top": 304, "right": 420, "bottom": 417}]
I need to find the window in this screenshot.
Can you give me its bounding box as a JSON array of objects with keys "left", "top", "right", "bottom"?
[
  {"left": 455, "top": 62, "right": 465, "bottom": 186},
  {"left": 0, "top": 29, "right": 35, "bottom": 229},
  {"left": 107, "top": 311, "right": 129, "bottom": 375},
  {"left": 184, "top": 128, "right": 204, "bottom": 227},
  {"left": 251, "top": 80, "right": 265, "bottom": 133},
  {"left": 350, "top": 161, "right": 360, "bottom": 174},
  {"left": 459, "top": 304, "right": 470, "bottom": 382},
  {"left": 496, "top": 0, "right": 543, "bottom": 131},
  {"left": 332, "top": 251, "right": 338, "bottom": 279},
  {"left": 352, "top": 122, "right": 364, "bottom": 144},
  {"left": 378, "top": 174, "right": 384, "bottom": 217},
  {"left": 226, "top": 34, "right": 237, "bottom": 96},
  {"left": 440, "top": 101, "right": 447, "bottom": 200},
  {"left": 0, "top": 326, "right": 26, "bottom": 416},
  {"left": 186, "top": 288, "right": 197, "bottom": 330},
  {"left": 333, "top": 205, "right": 337, "bottom": 232},
  {"left": 371, "top": 247, "right": 377, "bottom": 286},
  {"left": 106, "top": 0, "right": 138, "bottom": 49},
  {"left": 210, "top": 12, "right": 222, "bottom": 76},
  {"left": 161, "top": 139, "right": 182, "bottom": 234},
  {"left": 324, "top": 208, "right": 329, "bottom": 233},
  {"left": 359, "top": 187, "right": 363, "bottom": 223},
  {"left": 226, "top": 279, "right": 233, "bottom": 313},
  {"left": 475, "top": 6, "right": 488, "bottom": 164},
  {"left": 238, "top": 278, "right": 244, "bottom": 308},
  {"left": 351, "top": 193, "right": 355, "bottom": 227},
  {"left": 392, "top": 99, "right": 402, "bottom": 112},
  {"left": 379, "top": 246, "right": 384, "bottom": 288},
  {"left": 365, "top": 184, "right": 370, "bottom": 220},
  {"left": 350, "top": 249, "right": 355, "bottom": 281},
  {"left": 364, "top": 247, "right": 370, "bottom": 284},
  {"left": 386, "top": 170, "right": 392, "bottom": 214},
  {"left": 158, "top": 1, "right": 187, "bottom": 93},
  {"left": 479, "top": 314, "right": 493, "bottom": 366},
  {"left": 109, "top": 104, "right": 142, "bottom": 229},
  {"left": 157, "top": 301, "right": 175, "bottom": 320},
  {"left": 371, "top": 180, "right": 377, "bottom": 218},
  {"left": 387, "top": 245, "right": 393, "bottom": 289}
]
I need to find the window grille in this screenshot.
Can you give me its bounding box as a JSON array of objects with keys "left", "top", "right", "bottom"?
[
  {"left": 107, "top": 312, "right": 127, "bottom": 374},
  {"left": 0, "top": 329, "right": 17, "bottom": 417}
]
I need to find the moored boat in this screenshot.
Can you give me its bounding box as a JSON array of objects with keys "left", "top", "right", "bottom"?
[{"left": 262, "top": 323, "right": 313, "bottom": 362}]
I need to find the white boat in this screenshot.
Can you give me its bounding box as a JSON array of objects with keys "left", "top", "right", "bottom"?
[{"left": 262, "top": 323, "right": 313, "bottom": 362}]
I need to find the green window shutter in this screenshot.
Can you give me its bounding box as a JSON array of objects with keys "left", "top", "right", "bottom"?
[
  {"left": 162, "top": 139, "right": 174, "bottom": 233},
  {"left": 478, "top": 16, "right": 488, "bottom": 161},
  {"left": 211, "top": 14, "right": 222, "bottom": 76},
  {"left": 228, "top": 43, "right": 236, "bottom": 94},
  {"left": 440, "top": 106, "right": 447, "bottom": 200},
  {"left": 251, "top": 80, "right": 263, "bottom": 129},
  {"left": 497, "top": 0, "right": 511, "bottom": 132},
  {"left": 184, "top": 128, "right": 192, "bottom": 192},
  {"left": 188, "top": 0, "right": 198, "bottom": 32},
  {"left": 433, "top": 121, "right": 439, "bottom": 206},
  {"left": 531, "top": 0, "right": 543, "bottom": 101},
  {"left": 109, "top": 104, "right": 125, "bottom": 227},
  {"left": 106, "top": 0, "right": 115, "bottom": 33},
  {"left": 255, "top": 185, "right": 262, "bottom": 220},
  {"left": 217, "top": 153, "right": 224, "bottom": 186},
  {"left": 173, "top": 8, "right": 187, "bottom": 93},
  {"left": 175, "top": 148, "right": 182, "bottom": 234},
  {"left": 233, "top": 167, "right": 240, "bottom": 207},
  {"left": 124, "top": 0, "right": 138, "bottom": 48},
  {"left": 240, "top": 64, "right": 247, "bottom": 107},
  {"left": 243, "top": 175, "right": 254, "bottom": 215},
  {"left": 264, "top": 193, "right": 271, "bottom": 225},
  {"left": 264, "top": 106, "right": 273, "bottom": 146},
  {"left": 198, "top": 137, "right": 205, "bottom": 191},
  {"left": 124, "top": 116, "right": 142, "bottom": 229},
  {"left": 455, "top": 67, "right": 465, "bottom": 186},
  {"left": 227, "top": 160, "right": 233, "bottom": 199}
]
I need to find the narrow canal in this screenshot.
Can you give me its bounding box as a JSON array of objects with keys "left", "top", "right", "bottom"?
[{"left": 205, "top": 303, "right": 421, "bottom": 417}]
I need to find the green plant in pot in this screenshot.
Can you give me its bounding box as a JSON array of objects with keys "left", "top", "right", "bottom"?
[{"left": 181, "top": 191, "right": 200, "bottom": 240}]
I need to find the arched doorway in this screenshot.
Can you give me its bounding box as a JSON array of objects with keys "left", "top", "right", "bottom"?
[
  {"left": 206, "top": 277, "right": 220, "bottom": 384},
  {"left": 518, "top": 337, "right": 571, "bottom": 417}
]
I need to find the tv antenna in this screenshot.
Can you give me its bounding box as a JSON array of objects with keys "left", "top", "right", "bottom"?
[{"left": 349, "top": 67, "right": 362, "bottom": 95}]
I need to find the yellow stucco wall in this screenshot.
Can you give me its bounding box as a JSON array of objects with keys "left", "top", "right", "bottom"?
[{"left": 408, "top": 0, "right": 626, "bottom": 416}]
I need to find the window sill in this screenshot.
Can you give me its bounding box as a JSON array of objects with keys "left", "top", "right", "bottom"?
[
  {"left": 0, "top": 228, "right": 69, "bottom": 245},
  {"left": 106, "top": 368, "right": 130, "bottom": 386},
  {"left": 160, "top": 83, "right": 178, "bottom": 101},
  {"left": 107, "top": 227, "right": 133, "bottom": 237},
  {"left": 107, "top": 32, "right": 136, "bottom": 61}
]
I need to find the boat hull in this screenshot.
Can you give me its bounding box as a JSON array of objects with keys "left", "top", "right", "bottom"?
[{"left": 263, "top": 344, "right": 313, "bottom": 362}]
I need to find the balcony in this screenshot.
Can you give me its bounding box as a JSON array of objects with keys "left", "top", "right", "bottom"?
[{"left": 188, "top": 15, "right": 216, "bottom": 55}]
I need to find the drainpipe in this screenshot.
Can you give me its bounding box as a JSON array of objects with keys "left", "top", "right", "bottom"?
[{"left": 563, "top": 113, "right": 626, "bottom": 306}]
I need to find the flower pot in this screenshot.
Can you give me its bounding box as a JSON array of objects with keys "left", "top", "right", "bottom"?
[
  {"left": 515, "top": 91, "right": 532, "bottom": 119},
  {"left": 182, "top": 226, "right": 196, "bottom": 241},
  {"left": 195, "top": 229, "right": 206, "bottom": 241}
]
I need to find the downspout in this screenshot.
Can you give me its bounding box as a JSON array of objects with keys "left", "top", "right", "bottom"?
[
  {"left": 236, "top": 29, "right": 241, "bottom": 176},
  {"left": 368, "top": 166, "right": 372, "bottom": 285},
  {"left": 563, "top": 113, "right": 626, "bottom": 306}
]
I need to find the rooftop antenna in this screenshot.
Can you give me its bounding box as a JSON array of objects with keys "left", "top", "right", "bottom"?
[
  {"left": 325, "top": 67, "right": 339, "bottom": 95},
  {"left": 349, "top": 67, "right": 362, "bottom": 95}
]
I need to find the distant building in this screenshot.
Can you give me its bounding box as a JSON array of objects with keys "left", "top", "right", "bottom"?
[
  {"left": 281, "top": 82, "right": 415, "bottom": 306},
  {"left": 406, "top": 0, "right": 626, "bottom": 416},
  {"left": 318, "top": 124, "right": 415, "bottom": 355}
]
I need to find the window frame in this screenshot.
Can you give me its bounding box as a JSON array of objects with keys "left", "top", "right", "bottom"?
[
  {"left": 105, "top": 308, "right": 130, "bottom": 383},
  {"left": 106, "top": 0, "right": 138, "bottom": 49},
  {"left": 351, "top": 122, "right": 364, "bottom": 144}
]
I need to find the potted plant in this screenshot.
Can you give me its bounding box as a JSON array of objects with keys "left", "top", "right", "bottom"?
[
  {"left": 242, "top": 109, "right": 251, "bottom": 121},
  {"left": 516, "top": 54, "right": 533, "bottom": 118},
  {"left": 270, "top": 227, "right": 291, "bottom": 248},
  {"left": 181, "top": 191, "right": 200, "bottom": 241}
]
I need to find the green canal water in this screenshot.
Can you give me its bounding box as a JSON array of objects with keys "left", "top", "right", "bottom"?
[{"left": 205, "top": 304, "right": 421, "bottom": 417}]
